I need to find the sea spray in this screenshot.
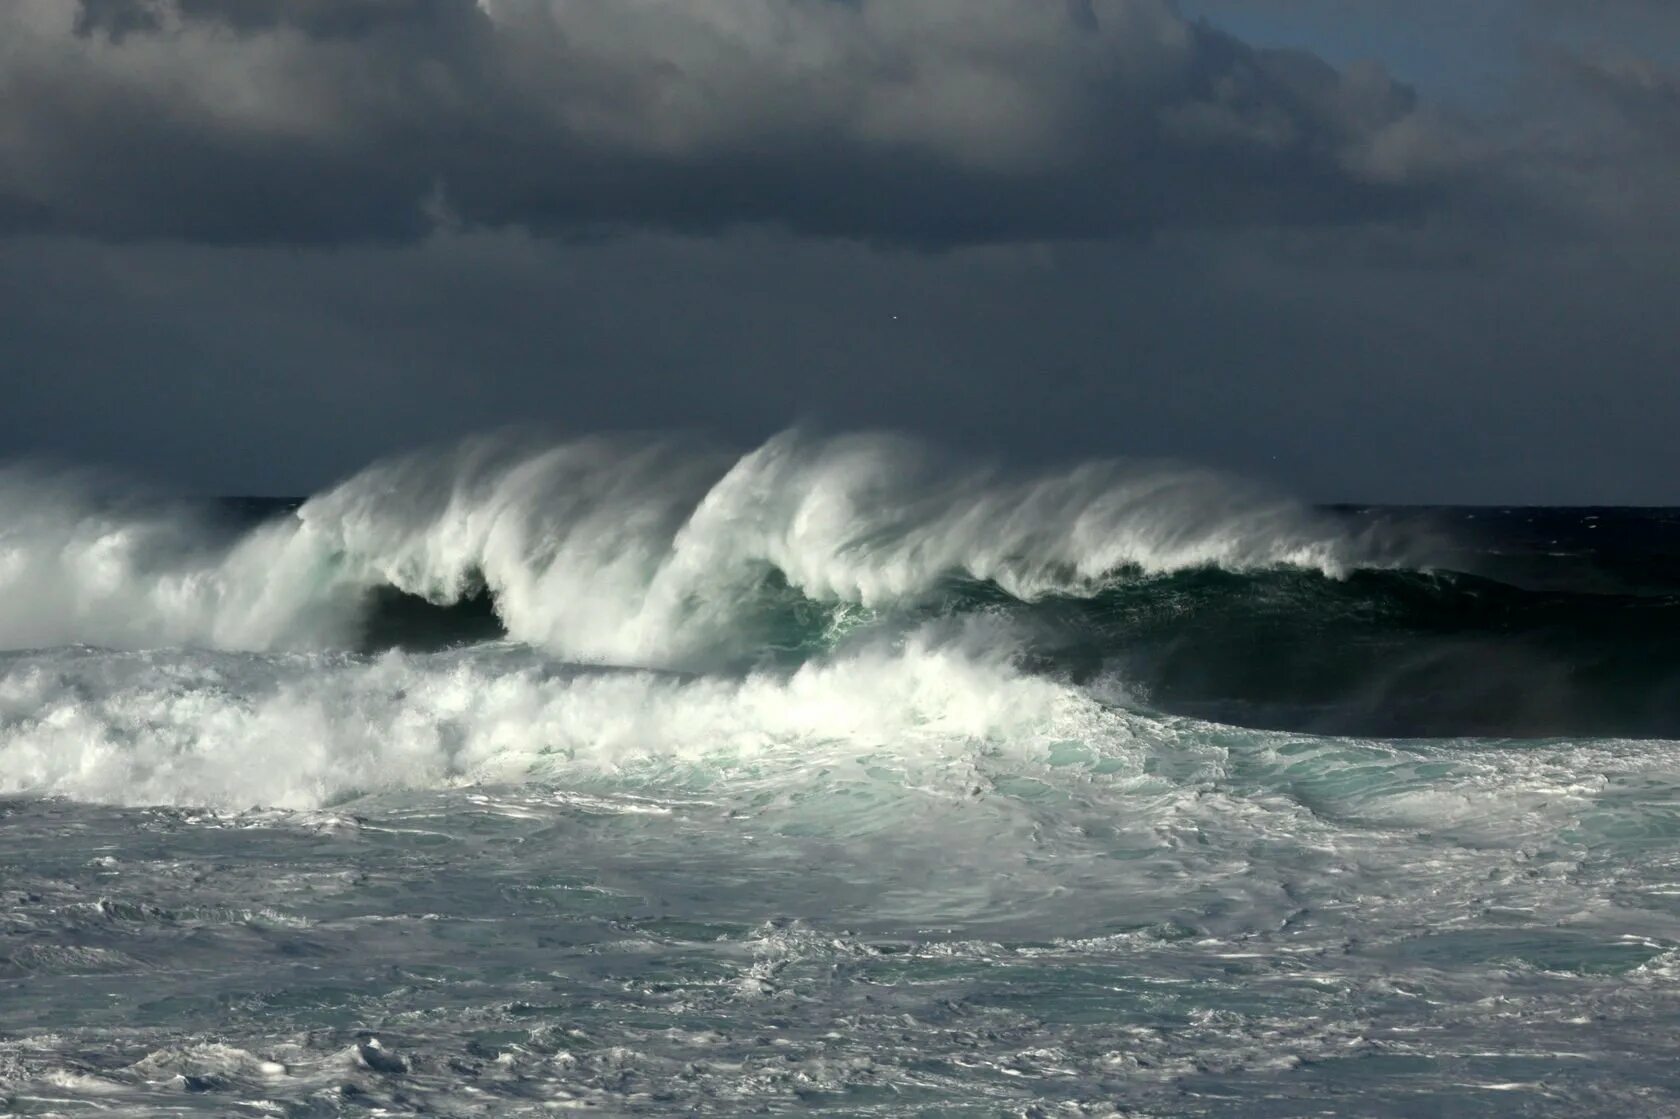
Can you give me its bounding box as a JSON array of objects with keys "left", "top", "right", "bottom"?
[{"left": 0, "top": 430, "right": 1379, "bottom": 663}]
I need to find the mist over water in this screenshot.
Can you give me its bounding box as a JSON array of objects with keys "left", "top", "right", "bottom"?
[{"left": 2, "top": 432, "right": 1678, "bottom": 1115}]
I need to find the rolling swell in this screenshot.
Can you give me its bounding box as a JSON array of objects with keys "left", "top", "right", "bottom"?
[{"left": 1001, "top": 567, "right": 1680, "bottom": 739}]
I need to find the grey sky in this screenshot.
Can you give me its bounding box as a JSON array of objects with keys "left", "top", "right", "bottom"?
[{"left": 1, "top": 0, "right": 1676, "bottom": 501}]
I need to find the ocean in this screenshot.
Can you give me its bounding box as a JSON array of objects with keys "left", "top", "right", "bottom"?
[{"left": 2, "top": 431, "right": 1678, "bottom": 1116}]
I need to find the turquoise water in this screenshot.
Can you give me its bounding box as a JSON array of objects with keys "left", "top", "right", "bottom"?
[
  {"left": 3, "top": 439, "right": 1679, "bottom": 1115},
  {"left": 4, "top": 645, "right": 1679, "bottom": 1116}
]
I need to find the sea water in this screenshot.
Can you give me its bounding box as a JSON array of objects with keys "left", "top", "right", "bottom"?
[{"left": 3, "top": 432, "right": 1678, "bottom": 1116}]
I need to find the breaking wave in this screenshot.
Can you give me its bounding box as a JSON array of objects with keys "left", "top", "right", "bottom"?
[
  {"left": 4, "top": 434, "right": 1676, "bottom": 1119},
  {"left": 0, "top": 430, "right": 1390, "bottom": 665},
  {"left": 3, "top": 427, "right": 1676, "bottom": 799}
]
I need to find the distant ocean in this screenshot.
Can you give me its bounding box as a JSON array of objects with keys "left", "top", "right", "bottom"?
[{"left": 3, "top": 431, "right": 1678, "bottom": 1116}]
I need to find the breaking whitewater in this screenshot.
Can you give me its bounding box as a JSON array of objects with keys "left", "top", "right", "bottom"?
[{"left": 3, "top": 430, "right": 1679, "bottom": 1116}]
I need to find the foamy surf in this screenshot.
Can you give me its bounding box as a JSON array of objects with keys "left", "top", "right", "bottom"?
[
  {"left": 0, "top": 622, "right": 1136, "bottom": 810},
  {"left": 2, "top": 431, "right": 1677, "bottom": 1116}
]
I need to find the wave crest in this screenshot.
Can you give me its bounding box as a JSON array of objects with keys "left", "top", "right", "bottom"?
[{"left": 0, "top": 430, "right": 1384, "bottom": 664}]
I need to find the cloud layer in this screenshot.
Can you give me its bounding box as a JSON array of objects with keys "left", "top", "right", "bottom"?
[
  {"left": 0, "top": 0, "right": 1455, "bottom": 243},
  {"left": 1, "top": 1, "right": 1675, "bottom": 502}
]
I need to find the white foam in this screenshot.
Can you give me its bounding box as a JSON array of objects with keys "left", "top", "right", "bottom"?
[
  {"left": 0, "top": 430, "right": 1380, "bottom": 665},
  {"left": 0, "top": 466, "right": 364, "bottom": 652},
  {"left": 0, "top": 621, "right": 1136, "bottom": 810}
]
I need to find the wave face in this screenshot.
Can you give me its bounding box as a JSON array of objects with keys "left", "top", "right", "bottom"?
[
  {"left": 3, "top": 432, "right": 1680, "bottom": 1116},
  {"left": 1028, "top": 566, "right": 1680, "bottom": 739}
]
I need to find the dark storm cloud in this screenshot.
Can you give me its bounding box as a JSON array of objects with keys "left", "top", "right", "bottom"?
[
  {"left": 4, "top": 225, "right": 1677, "bottom": 504},
  {"left": 1562, "top": 52, "right": 1680, "bottom": 146},
  {"left": 0, "top": 0, "right": 1456, "bottom": 244},
  {"left": 1489, "top": 46, "right": 1680, "bottom": 244},
  {"left": 1, "top": 0, "right": 1676, "bottom": 504},
  {"left": 75, "top": 0, "right": 471, "bottom": 39}
]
